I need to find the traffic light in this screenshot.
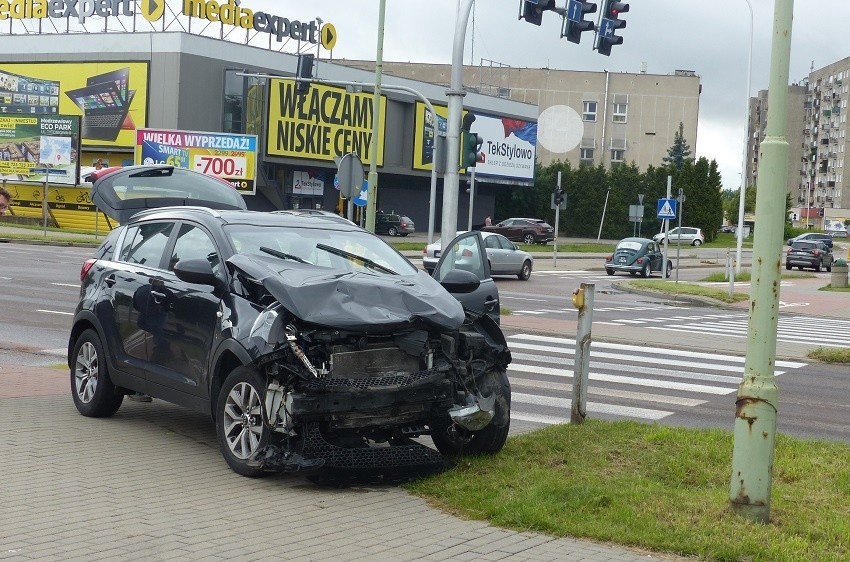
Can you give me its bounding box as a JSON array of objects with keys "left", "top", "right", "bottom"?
[
  {"left": 461, "top": 131, "right": 484, "bottom": 169},
  {"left": 519, "top": 0, "right": 556, "bottom": 26},
  {"left": 596, "top": 0, "right": 629, "bottom": 56},
  {"left": 554, "top": 188, "right": 565, "bottom": 205},
  {"left": 562, "top": 1, "right": 597, "bottom": 44},
  {"left": 295, "top": 53, "right": 315, "bottom": 94}
]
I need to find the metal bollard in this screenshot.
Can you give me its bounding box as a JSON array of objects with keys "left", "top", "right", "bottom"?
[{"left": 571, "top": 283, "right": 595, "bottom": 424}]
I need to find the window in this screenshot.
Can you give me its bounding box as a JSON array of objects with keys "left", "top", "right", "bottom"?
[
  {"left": 170, "top": 224, "right": 220, "bottom": 274},
  {"left": 223, "top": 70, "right": 245, "bottom": 134},
  {"left": 119, "top": 223, "right": 174, "bottom": 268},
  {"left": 612, "top": 102, "right": 628, "bottom": 123},
  {"left": 580, "top": 148, "right": 594, "bottom": 163},
  {"left": 582, "top": 101, "right": 597, "bottom": 122},
  {"left": 611, "top": 149, "right": 625, "bottom": 163}
]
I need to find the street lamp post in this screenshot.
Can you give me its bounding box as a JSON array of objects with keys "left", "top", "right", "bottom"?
[
  {"left": 735, "top": 0, "right": 754, "bottom": 274},
  {"left": 364, "top": 0, "right": 386, "bottom": 233},
  {"left": 729, "top": 0, "right": 794, "bottom": 523}
]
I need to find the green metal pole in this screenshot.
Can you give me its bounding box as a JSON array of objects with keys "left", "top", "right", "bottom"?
[
  {"left": 364, "top": 0, "right": 386, "bottom": 233},
  {"left": 729, "top": 0, "right": 794, "bottom": 523}
]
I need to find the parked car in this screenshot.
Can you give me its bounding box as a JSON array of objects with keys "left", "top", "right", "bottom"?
[
  {"left": 830, "top": 231, "right": 848, "bottom": 239},
  {"left": 785, "top": 240, "right": 833, "bottom": 272},
  {"left": 788, "top": 232, "right": 834, "bottom": 249},
  {"left": 605, "top": 237, "right": 672, "bottom": 278},
  {"left": 481, "top": 217, "right": 555, "bottom": 245},
  {"left": 423, "top": 231, "right": 534, "bottom": 280},
  {"left": 69, "top": 165, "right": 511, "bottom": 478},
  {"left": 652, "top": 227, "right": 705, "bottom": 246},
  {"left": 375, "top": 212, "right": 415, "bottom": 236},
  {"left": 718, "top": 225, "right": 736, "bottom": 233}
]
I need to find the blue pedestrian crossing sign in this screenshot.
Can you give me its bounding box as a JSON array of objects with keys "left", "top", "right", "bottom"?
[{"left": 657, "top": 198, "right": 677, "bottom": 219}]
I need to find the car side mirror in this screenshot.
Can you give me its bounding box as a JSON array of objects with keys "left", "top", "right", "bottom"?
[
  {"left": 174, "top": 258, "right": 219, "bottom": 286},
  {"left": 437, "top": 268, "right": 481, "bottom": 294}
]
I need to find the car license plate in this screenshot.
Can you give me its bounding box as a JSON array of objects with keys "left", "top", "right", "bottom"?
[{"left": 618, "top": 257, "right": 626, "bottom": 263}]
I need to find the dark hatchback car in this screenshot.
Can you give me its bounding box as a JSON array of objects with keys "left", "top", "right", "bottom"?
[
  {"left": 605, "top": 237, "right": 672, "bottom": 278},
  {"left": 787, "top": 232, "right": 833, "bottom": 250},
  {"left": 69, "top": 166, "right": 511, "bottom": 478},
  {"left": 375, "top": 212, "right": 415, "bottom": 236},
  {"left": 481, "top": 217, "right": 555, "bottom": 245},
  {"left": 785, "top": 240, "right": 833, "bottom": 272}
]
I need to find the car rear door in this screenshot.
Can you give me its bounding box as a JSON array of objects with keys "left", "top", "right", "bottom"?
[
  {"left": 433, "top": 231, "right": 500, "bottom": 323},
  {"left": 484, "top": 234, "right": 507, "bottom": 274}
]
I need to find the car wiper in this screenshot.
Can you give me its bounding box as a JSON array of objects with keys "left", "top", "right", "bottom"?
[
  {"left": 316, "top": 243, "right": 397, "bottom": 275},
  {"left": 260, "top": 246, "right": 309, "bottom": 264}
]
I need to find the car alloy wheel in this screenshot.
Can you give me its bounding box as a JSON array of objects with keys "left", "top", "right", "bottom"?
[
  {"left": 692, "top": 239, "right": 703, "bottom": 246},
  {"left": 517, "top": 260, "right": 532, "bottom": 281},
  {"left": 71, "top": 329, "right": 123, "bottom": 417},
  {"left": 523, "top": 233, "right": 535, "bottom": 245},
  {"left": 388, "top": 226, "right": 398, "bottom": 236},
  {"left": 216, "top": 367, "right": 270, "bottom": 477}
]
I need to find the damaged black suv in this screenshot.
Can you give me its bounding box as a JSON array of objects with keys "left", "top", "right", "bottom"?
[{"left": 69, "top": 166, "right": 511, "bottom": 477}]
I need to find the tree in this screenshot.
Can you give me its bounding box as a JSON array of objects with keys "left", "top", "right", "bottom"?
[
  {"left": 726, "top": 185, "right": 757, "bottom": 228},
  {"left": 662, "top": 122, "right": 693, "bottom": 171}
]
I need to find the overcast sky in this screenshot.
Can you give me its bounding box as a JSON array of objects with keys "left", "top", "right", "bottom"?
[{"left": 257, "top": 1, "right": 849, "bottom": 191}]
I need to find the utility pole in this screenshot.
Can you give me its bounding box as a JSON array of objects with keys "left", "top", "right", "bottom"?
[
  {"left": 442, "top": 0, "right": 476, "bottom": 245},
  {"left": 364, "top": 0, "right": 386, "bottom": 233},
  {"left": 729, "top": 0, "right": 794, "bottom": 523}
]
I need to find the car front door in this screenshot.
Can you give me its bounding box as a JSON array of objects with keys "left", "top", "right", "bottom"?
[
  {"left": 484, "top": 234, "right": 506, "bottom": 274},
  {"left": 433, "top": 231, "right": 500, "bottom": 323},
  {"left": 145, "top": 222, "right": 223, "bottom": 398}
]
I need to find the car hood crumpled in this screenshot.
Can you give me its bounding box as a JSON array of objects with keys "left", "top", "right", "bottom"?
[{"left": 227, "top": 253, "right": 466, "bottom": 332}]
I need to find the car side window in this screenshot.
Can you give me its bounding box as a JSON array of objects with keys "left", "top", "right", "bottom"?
[
  {"left": 118, "top": 222, "right": 174, "bottom": 268},
  {"left": 170, "top": 224, "right": 220, "bottom": 274},
  {"left": 435, "top": 233, "right": 485, "bottom": 280},
  {"left": 485, "top": 236, "right": 501, "bottom": 249}
]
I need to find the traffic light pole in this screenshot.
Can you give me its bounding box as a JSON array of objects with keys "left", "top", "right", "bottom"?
[
  {"left": 442, "top": 0, "right": 476, "bottom": 246},
  {"left": 728, "top": 0, "right": 794, "bottom": 524}
]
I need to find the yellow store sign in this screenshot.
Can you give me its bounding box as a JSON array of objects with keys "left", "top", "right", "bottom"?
[{"left": 266, "top": 79, "right": 386, "bottom": 165}]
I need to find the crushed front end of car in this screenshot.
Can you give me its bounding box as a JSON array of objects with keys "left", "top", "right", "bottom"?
[{"left": 228, "top": 254, "right": 512, "bottom": 475}]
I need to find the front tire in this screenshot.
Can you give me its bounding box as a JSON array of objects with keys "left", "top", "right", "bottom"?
[
  {"left": 431, "top": 369, "right": 510, "bottom": 457},
  {"left": 523, "top": 233, "right": 535, "bottom": 245},
  {"left": 216, "top": 367, "right": 271, "bottom": 477},
  {"left": 71, "top": 329, "right": 124, "bottom": 417},
  {"left": 517, "top": 260, "right": 532, "bottom": 281}
]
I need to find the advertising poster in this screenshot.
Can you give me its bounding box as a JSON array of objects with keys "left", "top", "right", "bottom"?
[
  {"left": 266, "top": 79, "right": 386, "bottom": 165},
  {"left": 135, "top": 128, "right": 259, "bottom": 195},
  {"left": 460, "top": 113, "right": 537, "bottom": 181},
  {"left": 0, "top": 114, "right": 81, "bottom": 185},
  {"left": 412, "top": 101, "right": 448, "bottom": 171},
  {"left": 0, "top": 62, "right": 149, "bottom": 149},
  {"left": 292, "top": 170, "right": 325, "bottom": 196}
]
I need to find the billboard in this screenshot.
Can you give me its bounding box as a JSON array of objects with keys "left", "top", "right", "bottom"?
[
  {"left": 0, "top": 114, "right": 81, "bottom": 185},
  {"left": 135, "top": 128, "right": 258, "bottom": 195},
  {"left": 0, "top": 62, "right": 148, "bottom": 149},
  {"left": 412, "top": 103, "right": 537, "bottom": 181},
  {"left": 266, "top": 79, "right": 386, "bottom": 165}
]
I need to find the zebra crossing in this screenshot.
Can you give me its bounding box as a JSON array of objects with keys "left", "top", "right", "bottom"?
[
  {"left": 505, "top": 333, "right": 807, "bottom": 427},
  {"left": 600, "top": 312, "right": 850, "bottom": 349}
]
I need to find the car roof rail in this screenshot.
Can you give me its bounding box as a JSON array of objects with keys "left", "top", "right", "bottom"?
[{"left": 131, "top": 206, "right": 226, "bottom": 220}]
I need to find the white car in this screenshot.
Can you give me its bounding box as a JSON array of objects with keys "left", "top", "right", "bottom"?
[
  {"left": 423, "top": 231, "right": 534, "bottom": 280},
  {"left": 652, "top": 226, "right": 705, "bottom": 246}
]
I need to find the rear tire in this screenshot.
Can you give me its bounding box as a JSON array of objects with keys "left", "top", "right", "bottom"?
[
  {"left": 666, "top": 261, "right": 673, "bottom": 278},
  {"left": 815, "top": 260, "right": 822, "bottom": 272},
  {"left": 692, "top": 240, "right": 703, "bottom": 246},
  {"left": 388, "top": 226, "right": 398, "bottom": 236},
  {"left": 641, "top": 262, "right": 650, "bottom": 278},
  {"left": 786, "top": 263, "right": 792, "bottom": 270},
  {"left": 517, "top": 260, "right": 532, "bottom": 281},
  {"left": 606, "top": 268, "right": 615, "bottom": 276},
  {"left": 71, "top": 329, "right": 124, "bottom": 418},
  {"left": 216, "top": 366, "right": 271, "bottom": 477},
  {"left": 431, "top": 369, "right": 510, "bottom": 457}
]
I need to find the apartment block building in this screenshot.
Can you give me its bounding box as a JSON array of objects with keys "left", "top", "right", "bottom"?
[
  {"left": 748, "top": 56, "right": 850, "bottom": 229},
  {"left": 336, "top": 60, "right": 702, "bottom": 172}
]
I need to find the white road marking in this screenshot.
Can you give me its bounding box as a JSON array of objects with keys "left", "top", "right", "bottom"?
[
  {"left": 513, "top": 392, "right": 673, "bottom": 420},
  {"left": 52, "top": 283, "right": 80, "bottom": 288},
  {"left": 37, "top": 310, "right": 74, "bottom": 316}
]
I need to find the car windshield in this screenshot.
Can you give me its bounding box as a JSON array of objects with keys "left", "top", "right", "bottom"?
[
  {"left": 616, "top": 240, "right": 643, "bottom": 251},
  {"left": 224, "top": 224, "right": 417, "bottom": 275}
]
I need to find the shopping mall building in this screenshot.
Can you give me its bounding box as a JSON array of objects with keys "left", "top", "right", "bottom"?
[{"left": 0, "top": 4, "right": 538, "bottom": 231}]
